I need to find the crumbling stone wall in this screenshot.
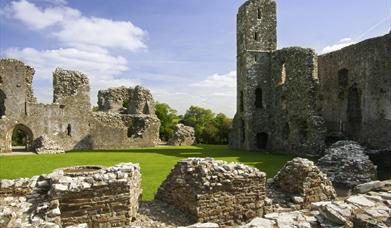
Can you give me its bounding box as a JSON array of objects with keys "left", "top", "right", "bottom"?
[
  {"left": 270, "top": 158, "right": 336, "bottom": 207},
  {"left": 97, "top": 86, "right": 130, "bottom": 113},
  {"left": 317, "top": 141, "right": 377, "bottom": 188},
  {"left": 269, "top": 48, "right": 326, "bottom": 156},
  {"left": 0, "top": 59, "right": 160, "bottom": 153},
  {"left": 97, "top": 85, "right": 156, "bottom": 115},
  {"left": 318, "top": 32, "right": 391, "bottom": 149},
  {"left": 167, "top": 124, "right": 196, "bottom": 146},
  {"left": 155, "top": 158, "right": 267, "bottom": 226},
  {"left": 0, "top": 163, "right": 141, "bottom": 227},
  {"left": 231, "top": 0, "right": 390, "bottom": 155}
]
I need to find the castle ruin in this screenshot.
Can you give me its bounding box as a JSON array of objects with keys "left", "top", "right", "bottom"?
[
  {"left": 230, "top": 0, "right": 391, "bottom": 156},
  {"left": 0, "top": 59, "right": 160, "bottom": 153}
]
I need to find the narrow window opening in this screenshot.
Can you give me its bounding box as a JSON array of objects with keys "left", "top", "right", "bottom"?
[
  {"left": 241, "top": 119, "right": 245, "bottom": 143},
  {"left": 127, "top": 127, "right": 133, "bottom": 138},
  {"left": 240, "top": 91, "right": 244, "bottom": 112},
  {"left": 0, "top": 90, "right": 5, "bottom": 117},
  {"left": 282, "top": 123, "right": 290, "bottom": 140},
  {"left": 257, "top": 8, "right": 262, "bottom": 19},
  {"left": 255, "top": 88, "right": 263, "bottom": 108},
  {"left": 254, "top": 32, "right": 259, "bottom": 41},
  {"left": 279, "top": 62, "right": 287, "bottom": 85},
  {"left": 67, "top": 124, "right": 72, "bottom": 136},
  {"left": 338, "top": 69, "right": 349, "bottom": 87},
  {"left": 254, "top": 54, "right": 258, "bottom": 62}
]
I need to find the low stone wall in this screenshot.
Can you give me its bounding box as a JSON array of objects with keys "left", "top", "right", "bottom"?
[
  {"left": 155, "top": 158, "right": 267, "bottom": 226},
  {"left": 270, "top": 158, "right": 336, "bottom": 207},
  {"left": 0, "top": 177, "right": 37, "bottom": 197},
  {"left": 0, "top": 163, "right": 141, "bottom": 227}
]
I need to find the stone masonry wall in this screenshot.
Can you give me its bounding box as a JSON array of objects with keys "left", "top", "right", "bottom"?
[
  {"left": 269, "top": 48, "right": 326, "bottom": 156},
  {"left": 155, "top": 158, "right": 267, "bottom": 226},
  {"left": 270, "top": 158, "right": 336, "bottom": 207},
  {"left": 318, "top": 32, "right": 391, "bottom": 149},
  {"left": 0, "top": 59, "right": 161, "bottom": 153},
  {"left": 0, "top": 163, "right": 141, "bottom": 227}
]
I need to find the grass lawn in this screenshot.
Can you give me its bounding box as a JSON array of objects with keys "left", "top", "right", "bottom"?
[{"left": 0, "top": 145, "right": 294, "bottom": 200}]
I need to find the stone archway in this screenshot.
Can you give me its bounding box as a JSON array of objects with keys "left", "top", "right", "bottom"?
[{"left": 10, "top": 124, "right": 34, "bottom": 152}]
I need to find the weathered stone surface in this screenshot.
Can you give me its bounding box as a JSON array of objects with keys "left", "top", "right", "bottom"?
[
  {"left": 97, "top": 85, "right": 156, "bottom": 116},
  {"left": 270, "top": 158, "right": 336, "bottom": 207},
  {"left": 0, "top": 163, "right": 141, "bottom": 227},
  {"left": 239, "top": 217, "right": 275, "bottom": 228},
  {"left": 155, "top": 158, "right": 267, "bottom": 226},
  {"left": 317, "top": 141, "right": 377, "bottom": 188},
  {"left": 168, "top": 124, "right": 196, "bottom": 146},
  {"left": 230, "top": 0, "right": 391, "bottom": 156},
  {"left": 33, "top": 135, "right": 65, "bottom": 154},
  {"left": 0, "top": 59, "right": 160, "bottom": 153},
  {"left": 353, "top": 180, "right": 384, "bottom": 194}
]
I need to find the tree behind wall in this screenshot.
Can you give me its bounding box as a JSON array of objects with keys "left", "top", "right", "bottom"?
[{"left": 155, "top": 102, "right": 180, "bottom": 141}]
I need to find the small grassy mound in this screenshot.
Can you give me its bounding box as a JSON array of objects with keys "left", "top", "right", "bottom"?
[{"left": 0, "top": 145, "right": 293, "bottom": 200}]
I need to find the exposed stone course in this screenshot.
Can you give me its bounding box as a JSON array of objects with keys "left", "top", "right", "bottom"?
[
  {"left": 317, "top": 141, "right": 377, "bottom": 188},
  {"left": 155, "top": 158, "right": 267, "bottom": 226},
  {"left": 168, "top": 124, "right": 196, "bottom": 146},
  {"left": 270, "top": 158, "right": 336, "bottom": 207},
  {"left": 33, "top": 135, "right": 65, "bottom": 154},
  {"left": 0, "top": 163, "right": 141, "bottom": 227}
]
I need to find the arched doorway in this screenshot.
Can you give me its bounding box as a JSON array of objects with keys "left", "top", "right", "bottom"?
[
  {"left": 256, "top": 132, "right": 268, "bottom": 150},
  {"left": 11, "top": 124, "right": 33, "bottom": 152},
  {"left": 347, "top": 85, "right": 362, "bottom": 139}
]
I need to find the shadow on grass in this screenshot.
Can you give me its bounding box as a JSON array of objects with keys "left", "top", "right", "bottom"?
[{"left": 68, "top": 144, "right": 295, "bottom": 175}]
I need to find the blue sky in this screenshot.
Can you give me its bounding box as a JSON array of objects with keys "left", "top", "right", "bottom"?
[{"left": 1, "top": 0, "right": 390, "bottom": 117}]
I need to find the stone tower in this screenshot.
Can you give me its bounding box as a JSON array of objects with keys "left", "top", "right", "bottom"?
[{"left": 233, "top": 0, "right": 277, "bottom": 150}]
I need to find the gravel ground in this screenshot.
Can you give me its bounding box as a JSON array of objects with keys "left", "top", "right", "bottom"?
[{"left": 130, "top": 200, "right": 195, "bottom": 228}]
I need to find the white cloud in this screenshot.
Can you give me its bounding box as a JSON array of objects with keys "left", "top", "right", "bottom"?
[
  {"left": 4, "top": 47, "right": 138, "bottom": 104},
  {"left": 321, "top": 38, "right": 356, "bottom": 54},
  {"left": 2, "top": 0, "right": 147, "bottom": 105},
  {"left": 192, "top": 71, "right": 236, "bottom": 89},
  {"left": 6, "top": 0, "right": 79, "bottom": 29},
  {"left": 4, "top": 0, "right": 146, "bottom": 52},
  {"left": 152, "top": 71, "right": 237, "bottom": 117}
]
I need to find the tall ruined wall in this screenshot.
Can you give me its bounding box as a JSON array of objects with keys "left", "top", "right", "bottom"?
[
  {"left": 318, "top": 32, "right": 391, "bottom": 148},
  {"left": 0, "top": 59, "right": 160, "bottom": 153},
  {"left": 269, "top": 48, "right": 326, "bottom": 156},
  {"left": 0, "top": 59, "right": 36, "bottom": 117},
  {"left": 231, "top": 0, "right": 276, "bottom": 151},
  {"left": 237, "top": 0, "right": 277, "bottom": 54}
]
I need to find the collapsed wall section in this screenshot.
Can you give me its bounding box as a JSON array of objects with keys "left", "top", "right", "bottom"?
[{"left": 155, "top": 158, "right": 267, "bottom": 226}]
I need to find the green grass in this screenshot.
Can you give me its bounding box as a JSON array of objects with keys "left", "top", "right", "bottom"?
[{"left": 0, "top": 145, "right": 294, "bottom": 200}]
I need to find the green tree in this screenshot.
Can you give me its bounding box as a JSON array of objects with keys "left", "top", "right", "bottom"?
[
  {"left": 182, "top": 106, "right": 215, "bottom": 143},
  {"left": 213, "top": 113, "right": 233, "bottom": 144},
  {"left": 155, "top": 102, "right": 180, "bottom": 141}
]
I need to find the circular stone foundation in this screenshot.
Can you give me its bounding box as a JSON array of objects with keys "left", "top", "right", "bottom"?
[{"left": 62, "top": 165, "right": 104, "bottom": 177}]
